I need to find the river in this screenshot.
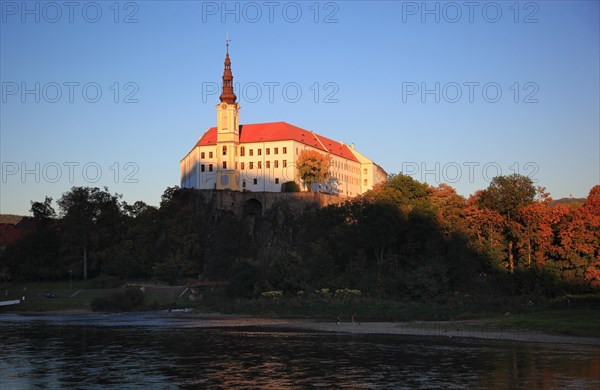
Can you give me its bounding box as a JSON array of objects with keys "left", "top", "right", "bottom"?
[{"left": 1, "top": 313, "right": 598, "bottom": 389}]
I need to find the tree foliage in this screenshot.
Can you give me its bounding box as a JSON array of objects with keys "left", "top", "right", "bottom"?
[
  {"left": 3, "top": 179, "right": 598, "bottom": 301},
  {"left": 296, "top": 149, "right": 332, "bottom": 191},
  {"left": 476, "top": 174, "right": 536, "bottom": 220}
]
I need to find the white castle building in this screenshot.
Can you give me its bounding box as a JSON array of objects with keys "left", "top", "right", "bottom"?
[{"left": 180, "top": 44, "right": 386, "bottom": 197}]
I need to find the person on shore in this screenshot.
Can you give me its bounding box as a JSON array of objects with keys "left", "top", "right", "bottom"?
[{"left": 336, "top": 316, "right": 340, "bottom": 325}]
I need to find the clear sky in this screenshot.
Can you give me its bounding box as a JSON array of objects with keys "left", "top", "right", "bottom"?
[{"left": 1, "top": 0, "right": 599, "bottom": 215}]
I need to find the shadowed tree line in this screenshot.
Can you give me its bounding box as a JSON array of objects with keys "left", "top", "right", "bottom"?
[{"left": 1, "top": 175, "right": 598, "bottom": 301}]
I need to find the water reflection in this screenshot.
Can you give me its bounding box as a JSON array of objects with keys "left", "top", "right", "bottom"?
[{"left": 1, "top": 315, "right": 598, "bottom": 389}]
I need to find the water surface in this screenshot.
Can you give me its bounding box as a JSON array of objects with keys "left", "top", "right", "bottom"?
[{"left": 1, "top": 313, "right": 598, "bottom": 389}]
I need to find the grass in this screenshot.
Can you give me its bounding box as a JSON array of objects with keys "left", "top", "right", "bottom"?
[
  {"left": 0, "top": 280, "right": 187, "bottom": 312},
  {"left": 489, "top": 309, "right": 600, "bottom": 338}
]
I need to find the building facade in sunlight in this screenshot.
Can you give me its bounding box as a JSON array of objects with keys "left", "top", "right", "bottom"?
[{"left": 180, "top": 45, "right": 386, "bottom": 197}]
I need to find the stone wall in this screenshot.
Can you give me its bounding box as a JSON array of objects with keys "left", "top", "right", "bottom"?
[{"left": 196, "top": 190, "right": 345, "bottom": 217}]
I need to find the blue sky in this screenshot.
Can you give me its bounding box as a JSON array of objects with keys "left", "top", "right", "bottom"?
[{"left": 1, "top": 0, "right": 599, "bottom": 215}]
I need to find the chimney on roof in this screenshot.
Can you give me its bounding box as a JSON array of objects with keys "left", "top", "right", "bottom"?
[{"left": 351, "top": 143, "right": 355, "bottom": 149}]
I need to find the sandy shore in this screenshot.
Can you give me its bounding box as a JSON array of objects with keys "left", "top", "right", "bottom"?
[
  {"left": 269, "top": 320, "right": 600, "bottom": 346},
  {"left": 173, "top": 314, "right": 600, "bottom": 346}
]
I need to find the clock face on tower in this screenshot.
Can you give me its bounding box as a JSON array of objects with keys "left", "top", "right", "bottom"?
[{"left": 221, "top": 102, "right": 228, "bottom": 110}]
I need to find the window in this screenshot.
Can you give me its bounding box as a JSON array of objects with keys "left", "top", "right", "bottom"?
[
  {"left": 283, "top": 147, "right": 287, "bottom": 154},
  {"left": 253, "top": 179, "right": 258, "bottom": 185},
  {"left": 266, "top": 148, "right": 270, "bottom": 155},
  {"left": 201, "top": 164, "right": 205, "bottom": 172},
  {"left": 258, "top": 161, "right": 262, "bottom": 169},
  {"left": 241, "top": 162, "right": 245, "bottom": 170},
  {"left": 266, "top": 161, "right": 270, "bottom": 169},
  {"left": 364, "top": 179, "right": 368, "bottom": 186},
  {"left": 222, "top": 146, "right": 227, "bottom": 156},
  {"left": 209, "top": 164, "right": 213, "bottom": 172},
  {"left": 258, "top": 149, "right": 262, "bottom": 156},
  {"left": 249, "top": 162, "right": 254, "bottom": 169},
  {"left": 242, "top": 180, "right": 246, "bottom": 188},
  {"left": 274, "top": 160, "right": 279, "bottom": 168},
  {"left": 209, "top": 151, "right": 213, "bottom": 158},
  {"left": 283, "top": 160, "right": 287, "bottom": 168},
  {"left": 201, "top": 152, "right": 205, "bottom": 159},
  {"left": 249, "top": 149, "right": 254, "bottom": 156},
  {"left": 296, "top": 148, "right": 298, "bottom": 155},
  {"left": 223, "top": 162, "right": 227, "bottom": 169},
  {"left": 240, "top": 147, "right": 245, "bottom": 157},
  {"left": 274, "top": 147, "right": 278, "bottom": 155},
  {"left": 275, "top": 178, "right": 279, "bottom": 184}
]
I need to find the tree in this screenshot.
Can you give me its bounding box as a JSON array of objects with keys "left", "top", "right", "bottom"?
[
  {"left": 30, "top": 197, "right": 56, "bottom": 225},
  {"left": 476, "top": 174, "right": 536, "bottom": 273},
  {"left": 477, "top": 174, "right": 536, "bottom": 220},
  {"left": 516, "top": 201, "right": 555, "bottom": 269},
  {"left": 57, "top": 187, "right": 123, "bottom": 280},
  {"left": 296, "top": 150, "right": 332, "bottom": 191},
  {"left": 428, "top": 184, "right": 467, "bottom": 234},
  {"left": 367, "top": 174, "right": 431, "bottom": 214},
  {"left": 553, "top": 186, "right": 600, "bottom": 288}
]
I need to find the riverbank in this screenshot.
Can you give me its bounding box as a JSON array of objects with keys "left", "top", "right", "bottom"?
[
  {"left": 270, "top": 319, "right": 600, "bottom": 346},
  {"left": 2, "top": 281, "right": 599, "bottom": 341}
]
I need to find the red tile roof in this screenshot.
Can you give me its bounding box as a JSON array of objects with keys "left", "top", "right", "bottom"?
[
  {"left": 196, "top": 122, "right": 358, "bottom": 162},
  {"left": 0, "top": 215, "right": 35, "bottom": 246}
]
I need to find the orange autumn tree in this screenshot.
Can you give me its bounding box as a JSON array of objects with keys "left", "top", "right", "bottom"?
[
  {"left": 296, "top": 149, "right": 332, "bottom": 192},
  {"left": 552, "top": 185, "right": 600, "bottom": 287},
  {"left": 516, "top": 201, "right": 557, "bottom": 269},
  {"left": 428, "top": 183, "right": 467, "bottom": 235},
  {"left": 582, "top": 186, "right": 600, "bottom": 288}
]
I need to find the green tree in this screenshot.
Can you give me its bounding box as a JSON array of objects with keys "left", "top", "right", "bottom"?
[
  {"left": 30, "top": 196, "right": 56, "bottom": 225},
  {"left": 57, "top": 187, "right": 124, "bottom": 280},
  {"left": 477, "top": 174, "right": 536, "bottom": 220},
  {"left": 476, "top": 174, "right": 536, "bottom": 273}
]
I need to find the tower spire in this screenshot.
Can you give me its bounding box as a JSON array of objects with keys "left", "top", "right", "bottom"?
[{"left": 219, "top": 35, "right": 236, "bottom": 104}]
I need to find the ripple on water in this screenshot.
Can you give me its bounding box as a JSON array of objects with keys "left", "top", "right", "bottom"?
[{"left": 1, "top": 315, "right": 599, "bottom": 389}]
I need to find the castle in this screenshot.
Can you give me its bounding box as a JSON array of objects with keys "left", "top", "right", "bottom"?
[{"left": 180, "top": 43, "right": 386, "bottom": 197}]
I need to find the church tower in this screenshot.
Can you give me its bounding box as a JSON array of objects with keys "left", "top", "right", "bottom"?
[{"left": 215, "top": 39, "right": 241, "bottom": 190}]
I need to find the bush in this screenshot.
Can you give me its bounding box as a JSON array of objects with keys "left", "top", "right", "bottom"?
[
  {"left": 281, "top": 181, "right": 300, "bottom": 192},
  {"left": 261, "top": 290, "right": 283, "bottom": 300},
  {"left": 91, "top": 288, "right": 145, "bottom": 312},
  {"left": 334, "top": 288, "right": 361, "bottom": 301},
  {"left": 549, "top": 294, "right": 600, "bottom": 308},
  {"left": 227, "top": 258, "right": 260, "bottom": 298},
  {"left": 315, "top": 288, "right": 331, "bottom": 300}
]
